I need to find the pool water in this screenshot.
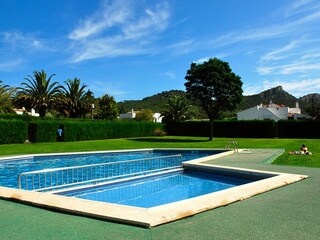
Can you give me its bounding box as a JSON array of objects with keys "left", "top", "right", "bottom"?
[
  {"left": 0, "top": 150, "right": 225, "bottom": 188},
  {"left": 58, "top": 170, "right": 253, "bottom": 208}
]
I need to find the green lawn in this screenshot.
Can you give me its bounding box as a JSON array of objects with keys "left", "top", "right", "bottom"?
[{"left": 0, "top": 136, "right": 318, "bottom": 167}]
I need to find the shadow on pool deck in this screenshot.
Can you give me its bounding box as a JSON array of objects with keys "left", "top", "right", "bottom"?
[
  {"left": 1, "top": 149, "right": 320, "bottom": 239},
  {"left": 129, "top": 137, "right": 210, "bottom": 143}
]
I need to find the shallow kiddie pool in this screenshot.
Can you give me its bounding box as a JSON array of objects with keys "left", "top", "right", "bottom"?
[{"left": 0, "top": 148, "right": 307, "bottom": 227}]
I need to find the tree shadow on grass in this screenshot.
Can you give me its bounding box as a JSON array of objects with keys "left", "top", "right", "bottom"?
[{"left": 128, "top": 137, "right": 210, "bottom": 143}]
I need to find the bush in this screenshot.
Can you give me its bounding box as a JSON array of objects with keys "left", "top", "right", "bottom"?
[
  {"left": 29, "top": 120, "right": 60, "bottom": 143},
  {"left": 0, "top": 119, "right": 28, "bottom": 144},
  {"left": 277, "top": 120, "right": 320, "bottom": 138},
  {"left": 153, "top": 128, "right": 167, "bottom": 136},
  {"left": 166, "top": 120, "right": 274, "bottom": 138}
]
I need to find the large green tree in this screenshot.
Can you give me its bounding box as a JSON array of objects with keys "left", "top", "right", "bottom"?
[
  {"left": 161, "top": 95, "right": 191, "bottom": 122},
  {"left": 306, "top": 95, "right": 320, "bottom": 120},
  {"left": 15, "top": 70, "right": 61, "bottom": 117},
  {"left": 135, "top": 109, "right": 154, "bottom": 121},
  {"left": 60, "top": 78, "right": 93, "bottom": 118},
  {"left": 96, "top": 94, "right": 118, "bottom": 120},
  {"left": 185, "top": 58, "right": 243, "bottom": 140},
  {"left": 0, "top": 80, "right": 15, "bottom": 113}
]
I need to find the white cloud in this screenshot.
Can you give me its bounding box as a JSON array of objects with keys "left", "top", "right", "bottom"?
[
  {"left": 1, "top": 31, "right": 44, "bottom": 50},
  {"left": 0, "top": 59, "right": 24, "bottom": 71},
  {"left": 68, "top": 0, "right": 131, "bottom": 40},
  {"left": 261, "top": 41, "right": 300, "bottom": 61},
  {"left": 243, "top": 84, "right": 264, "bottom": 96},
  {"left": 257, "top": 62, "right": 320, "bottom": 75},
  {"left": 302, "top": 52, "right": 320, "bottom": 59},
  {"left": 284, "top": 0, "right": 320, "bottom": 18},
  {"left": 193, "top": 57, "right": 210, "bottom": 64},
  {"left": 165, "top": 71, "right": 175, "bottom": 79},
  {"left": 263, "top": 78, "right": 320, "bottom": 96},
  {"left": 123, "top": 2, "right": 170, "bottom": 40},
  {"left": 68, "top": 1, "right": 170, "bottom": 62},
  {"left": 69, "top": 36, "right": 149, "bottom": 62},
  {"left": 208, "top": 2, "right": 320, "bottom": 49},
  {"left": 89, "top": 80, "right": 128, "bottom": 98},
  {"left": 167, "top": 39, "right": 193, "bottom": 55}
]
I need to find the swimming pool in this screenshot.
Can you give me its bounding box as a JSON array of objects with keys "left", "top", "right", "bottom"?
[
  {"left": 0, "top": 149, "right": 225, "bottom": 189},
  {"left": 0, "top": 148, "right": 307, "bottom": 227},
  {"left": 56, "top": 169, "right": 254, "bottom": 208}
]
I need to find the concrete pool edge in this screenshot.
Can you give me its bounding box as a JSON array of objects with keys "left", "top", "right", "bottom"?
[{"left": 0, "top": 151, "right": 308, "bottom": 227}]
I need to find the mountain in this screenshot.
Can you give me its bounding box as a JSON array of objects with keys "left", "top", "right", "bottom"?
[
  {"left": 299, "top": 93, "right": 320, "bottom": 102},
  {"left": 117, "top": 90, "right": 186, "bottom": 113},
  {"left": 117, "top": 86, "right": 320, "bottom": 114},
  {"left": 239, "top": 86, "right": 300, "bottom": 110}
]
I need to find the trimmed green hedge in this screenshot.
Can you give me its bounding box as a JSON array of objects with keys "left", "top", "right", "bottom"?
[
  {"left": 166, "top": 120, "right": 275, "bottom": 138},
  {"left": 23, "top": 120, "right": 163, "bottom": 143},
  {"left": 277, "top": 120, "right": 320, "bottom": 138},
  {"left": 0, "top": 119, "right": 28, "bottom": 144},
  {"left": 28, "top": 121, "right": 61, "bottom": 143},
  {"left": 63, "top": 121, "right": 162, "bottom": 141},
  {"left": 166, "top": 120, "right": 319, "bottom": 138}
]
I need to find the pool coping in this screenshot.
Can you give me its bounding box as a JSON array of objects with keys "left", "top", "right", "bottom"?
[{"left": 0, "top": 148, "right": 308, "bottom": 228}]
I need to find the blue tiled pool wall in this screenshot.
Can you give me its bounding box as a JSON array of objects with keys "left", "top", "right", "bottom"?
[{"left": 0, "top": 149, "right": 225, "bottom": 189}]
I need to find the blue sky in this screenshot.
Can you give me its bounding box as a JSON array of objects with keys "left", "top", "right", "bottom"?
[{"left": 0, "top": 0, "right": 320, "bottom": 101}]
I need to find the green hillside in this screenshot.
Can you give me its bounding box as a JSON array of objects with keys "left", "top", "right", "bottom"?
[{"left": 117, "top": 86, "right": 319, "bottom": 116}]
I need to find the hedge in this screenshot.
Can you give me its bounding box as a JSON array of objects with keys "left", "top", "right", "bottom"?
[
  {"left": 63, "top": 121, "right": 162, "bottom": 142},
  {"left": 0, "top": 119, "right": 28, "bottom": 144},
  {"left": 28, "top": 121, "right": 61, "bottom": 143},
  {"left": 277, "top": 120, "right": 320, "bottom": 139},
  {"left": 165, "top": 120, "right": 318, "bottom": 138},
  {"left": 22, "top": 120, "right": 163, "bottom": 143}
]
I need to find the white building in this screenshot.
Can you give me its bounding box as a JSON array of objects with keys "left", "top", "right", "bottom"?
[
  {"left": 119, "top": 109, "right": 163, "bottom": 123},
  {"left": 14, "top": 107, "right": 40, "bottom": 117},
  {"left": 119, "top": 109, "right": 136, "bottom": 120},
  {"left": 237, "top": 102, "right": 304, "bottom": 122}
]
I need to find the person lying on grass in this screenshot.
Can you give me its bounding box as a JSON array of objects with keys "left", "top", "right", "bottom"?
[{"left": 288, "top": 144, "right": 312, "bottom": 155}]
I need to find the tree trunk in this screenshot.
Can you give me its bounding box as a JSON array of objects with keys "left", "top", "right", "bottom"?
[
  {"left": 39, "top": 108, "right": 46, "bottom": 118},
  {"left": 209, "top": 119, "right": 214, "bottom": 141}
]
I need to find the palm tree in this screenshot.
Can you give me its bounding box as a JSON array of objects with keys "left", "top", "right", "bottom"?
[
  {"left": 15, "top": 70, "right": 61, "bottom": 117},
  {"left": 60, "top": 78, "right": 93, "bottom": 118},
  {"left": 0, "top": 80, "right": 15, "bottom": 113},
  {"left": 161, "top": 95, "right": 191, "bottom": 122}
]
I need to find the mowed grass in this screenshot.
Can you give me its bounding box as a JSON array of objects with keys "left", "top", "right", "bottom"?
[{"left": 0, "top": 136, "right": 318, "bottom": 168}]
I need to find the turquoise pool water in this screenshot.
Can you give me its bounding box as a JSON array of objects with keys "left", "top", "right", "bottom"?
[
  {"left": 0, "top": 150, "right": 225, "bottom": 189},
  {"left": 58, "top": 169, "right": 254, "bottom": 208}
]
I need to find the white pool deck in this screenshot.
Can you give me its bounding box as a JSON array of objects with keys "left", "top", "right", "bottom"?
[{"left": 0, "top": 149, "right": 307, "bottom": 228}]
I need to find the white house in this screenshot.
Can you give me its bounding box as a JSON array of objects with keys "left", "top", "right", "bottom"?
[
  {"left": 237, "top": 102, "right": 303, "bottom": 122},
  {"left": 119, "top": 109, "right": 163, "bottom": 123},
  {"left": 14, "top": 107, "right": 40, "bottom": 117},
  {"left": 119, "top": 109, "right": 136, "bottom": 120}
]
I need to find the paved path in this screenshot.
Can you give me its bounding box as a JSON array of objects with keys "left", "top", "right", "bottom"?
[{"left": 1, "top": 149, "right": 319, "bottom": 240}]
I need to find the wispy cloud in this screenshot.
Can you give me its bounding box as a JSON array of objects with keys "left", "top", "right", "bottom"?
[
  {"left": 243, "top": 84, "right": 264, "bottom": 96},
  {"left": 165, "top": 71, "right": 175, "bottom": 79},
  {"left": 0, "top": 59, "right": 25, "bottom": 72},
  {"left": 1, "top": 31, "right": 44, "bottom": 50},
  {"left": 0, "top": 31, "right": 47, "bottom": 71},
  {"left": 284, "top": 0, "right": 320, "bottom": 18},
  {"left": 261, "top": 40, "right": 300, "bottom": 61},
  {"left": 89, "top": 80, "right": 128, "bottom": 98},
  {"left": 257, "top": 62, "right": 320, "bottom": 75},
  {"left": 257, "top": 36, "right": 320, "bottom": 76},
  {"left": 167, "top": 39, "right": 193, "bottom": 55},
  {"left": 68, "top": 1, "right": 170, "bottom": 62},
  {"left": 208, "top": 1, "right": 320, "bottom": 49},
  {"left": 263, "top": 78, "right": 320, "bottom": 96},
  {"left": 68, "top": 0, "right": 131, "bottom": 40}
]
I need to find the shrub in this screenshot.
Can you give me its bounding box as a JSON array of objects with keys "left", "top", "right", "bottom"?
[
  {"left": 153, "top": 128, "right": 167, "bottom": 136},
  {"left": 0, "top": 119, "right": 28, "bottom": 144}
]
